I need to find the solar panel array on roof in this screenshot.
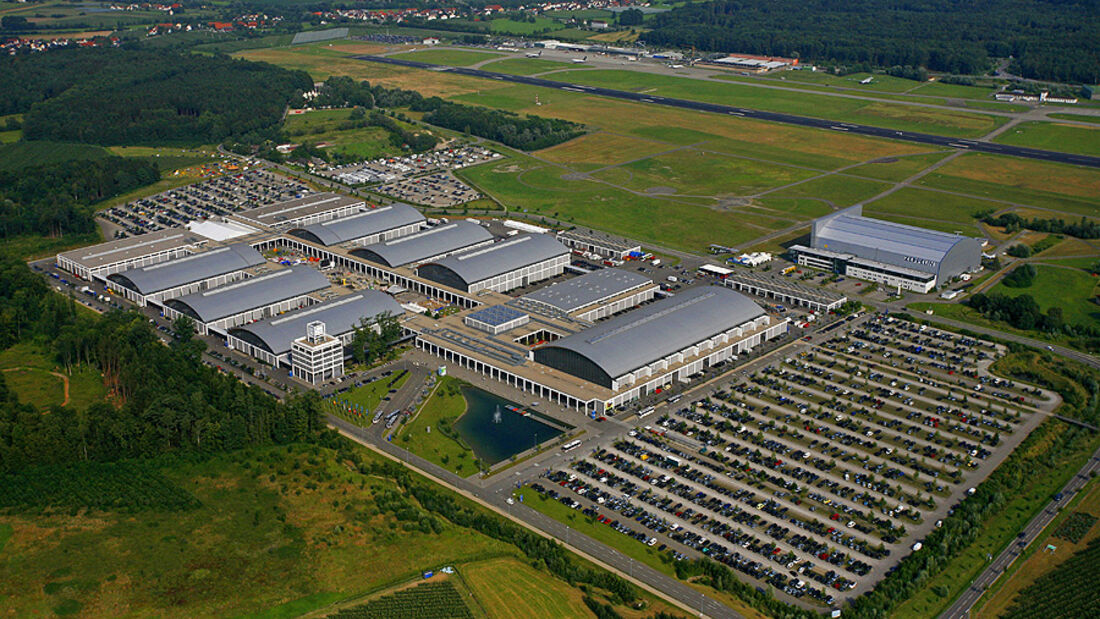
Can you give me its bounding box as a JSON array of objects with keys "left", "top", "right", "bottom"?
[
  {"left": 288, "top": 203, "right": 425, "bottom": 246},
  {"left": 164, "top": 265, "right": 329, "bottom": 323},
  {"left": 467, "top": 305, "right": 528, "bottom": 327},
  {"left": 228, "top": 291, "right": 402, "bottom": 356},
  {"left": 522, "top": 268, "right": 652, "bottom": 313},
  {"left": 107, "top": 242, "right": 264, "bottom": 295}
]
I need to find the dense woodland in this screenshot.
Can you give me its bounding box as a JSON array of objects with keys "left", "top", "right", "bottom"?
[
  {"left": 2, "top": 48, "right": 311, "bottom": 145},
  {"left": 0, "top": 258, "right": 324, "bottom": 473},
  {"left": 644, "top": 0, "right": 1100, "bottom": 83},
  {"left": 0, "top": 157, "right": 159, "bottom": 239}
]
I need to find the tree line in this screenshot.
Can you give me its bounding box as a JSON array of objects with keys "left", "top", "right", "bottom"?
[
  {"left": 965, "top": 292, "right": 1099, "bottom": 350},
  {"left": 642, "top": 0, "right": 1100, "bottom": 84},
  {"left": 0, "top": 257, "right": 325, "bottom": 473},
  {"left": 298, "top": 76, "right": 585, "bottom": 152},
  {"left": 0, "top": 156, "right": 160, "bottom": 239},
  {"left": 3, "top": 47, "right": 312, "bottom": 146},
  {"left": 980, "top": 212, "right": 1100, "bottom": 240}
]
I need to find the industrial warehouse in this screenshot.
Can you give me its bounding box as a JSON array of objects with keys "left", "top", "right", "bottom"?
[
  {"left": 789, "top": 205, "right": 983, "bottom": 293},
  {"left": 53, "top": 167, "right": 797, "bottom": 408}
]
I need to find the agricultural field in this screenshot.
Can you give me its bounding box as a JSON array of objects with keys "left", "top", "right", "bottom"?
[
  {"left": 391, "top": 49, "right": 504, "bottom": 67},
  {"left": 396, "top": 377, "right": 480, "bottom": 477},
  {"left": 459, "top": 557, "right": 591, "bottom": 618},
  {"left": 973, "top": 478, "right": 1100, "bottom": 619},
  {"left": 993, "top": 121, "right": 1100, "bottom": 157},
  {"left": 325, "top": 580, "right": 473, "bottom": 619},
  {"left": 987, "top": 265, "right": 1099, "bottom": 327}
]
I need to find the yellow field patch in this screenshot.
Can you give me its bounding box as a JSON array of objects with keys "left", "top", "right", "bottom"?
[
  {"left": 461, "top": 557, "right": 593, "bottom": 618},
  {"left": 937, "top": 153, "right": 1100, "bottom": 201}
]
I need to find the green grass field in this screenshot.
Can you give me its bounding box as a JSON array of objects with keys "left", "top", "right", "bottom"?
[
  {"left": 845, "top": 151, "right": 953, "bottom": 182},
  {"left": 863, "top": 186, "right": 999, "bottom": 226},
  {"left": 769, "top": 70, "right": 924, "bottom": 94},
  {"left": 589, "top": 149, "right": 818, "bottom": 196},
  {"left": 545, "top": 69, "right": 1003, "bottom": 137},
  {"left": 769, "top": 174, "right": 891, "bottom": 206},
  {"left": 480, "top": 57, "right": 585, "bottom": 76},
  {"left": 993, "top": 121, "right": 1100, "bottom": 157},
  {"left": 906, "top": 80, "right": 1000, "bottom": 100},
  {"left": 916, "top": 153, "right": 1100, "bottom": 219},
  {"left": 283, "top": 109, "right": 407, "bottom": 160},
  {"left": 397, "top": 377, "right": 479, "bottom": 477},
  {"left": 394, "top": 49, "right": 504, "bottom": 66},
  {"left": 0, "top": 344, "right": 106, "bottom": 411},
  {"left": 1048, "top": 113, "right": 1100, "bottom": 124},
  {"left": 0, "top": 140, "right": 111, "bottom": 172},
  {"left": 988, "top": 265, "right": 1099, "bottom": 327}
]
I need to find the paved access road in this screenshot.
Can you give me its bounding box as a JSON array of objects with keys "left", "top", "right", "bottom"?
[
  {"left": 328, "top": 413, "right": 746, "bottom": 619},
  {"left": 355, "top": 55, "right": 1100, "bottom": 170},
  {"left": 939, "top": 444, "right": 1100, "bottom": 619}
]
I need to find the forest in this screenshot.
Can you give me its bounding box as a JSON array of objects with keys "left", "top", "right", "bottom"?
[
  {"left": 0, "top": 257, "right": 325, "bottom": 474},
  {"left": 2, "top": 48, "right": 312, "bottom": 146},
  {"left": 643, "top": 0, "right": 1100, "bottom": 83},
  {"left": 0, "top": 157, "right": 160, "bottom": 239}
]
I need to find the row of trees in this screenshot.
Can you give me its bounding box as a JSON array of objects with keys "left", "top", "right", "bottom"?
[
  {"left": 0, "top": 256, "right": 326, "bottom": 473},
  {"left": 305, "top": 76, "right": 586, "bottom": 151},
  {"left": 643, "top": 0, "right": 1100, "bottom": 83},
  {"left": 0, "top": 156, "right": 160, "bottom": 239},
  {"left": 4, "top": 48, "right": 312, "bottom": 145},
  {"left": 981, "top": 213, "right": 1100, "bottom": 240}
]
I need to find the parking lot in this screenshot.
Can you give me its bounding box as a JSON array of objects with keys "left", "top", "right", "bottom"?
[
  {"left": 378, "top": 170, "right": 481, "bottom": 207},
  {"left": 97, "top": 169, "right": 311, "bottom": 237},
  {"left": 321, "top": 145, "right": 499, "bottom": 186},
  {"left": 524, "top": 315, "right": 1052, "bottom": 605}
]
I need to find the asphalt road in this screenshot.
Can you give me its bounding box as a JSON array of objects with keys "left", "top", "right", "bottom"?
[
  {"left": 328, "top": 413, "right": 745, "bottom": 619},
  {"left": 939, "top": 444, "right": 1100, "bottom": 619},
  {"left": 354, "top": 55, "right": 1100, "bottom": 170}
]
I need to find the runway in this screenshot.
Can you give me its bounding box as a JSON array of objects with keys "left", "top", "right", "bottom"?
[{"left": 355, "top": 55, "right": 1100, "bottom": 169}]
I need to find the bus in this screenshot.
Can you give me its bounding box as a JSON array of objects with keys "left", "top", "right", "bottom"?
[
  {"left": 561, "top": 439, "right": 582, "bottom": 452},
  {"left": 666, "top": 394, "right": 683, "bottom": 405},
  {"left": 638, "top": 406, "right": 656, "bottom": 418}
]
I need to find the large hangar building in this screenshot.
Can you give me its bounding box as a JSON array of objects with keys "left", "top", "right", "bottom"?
[
  {"left": 349, "top": 220, "right": 494, "bottom": 271},
  {"left": 286, "top": 203, "right": 425, "bottom": 248},
  {"left": 106, "top": 242, "right": 265, "bottom": 306},
  {"left": 533, "top": 286, "right": 784, "bottom": 405},
  {"left": 411, "top": 285, "right": 787, "bottom": 412},
  {"left": 416, "top": 234, "right": 570, "bottom": 294},
  {"left": 227, "top": 291, "right": 403, "bottom": 367},
  {"left": 790, "top": 205, "right": 982, "bottom": 293},
  {"left": 236, "top": 193, "right": 365, "bottom": 229},
  {"left": 161, "top": 265, "right": 330, "bottom": 335},
  {"left": 56, "top": 228, "right": 208, "bottom": 282}
]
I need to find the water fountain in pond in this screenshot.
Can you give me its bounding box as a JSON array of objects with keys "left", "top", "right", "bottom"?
[{"left": 492, "top": 405, "right": 502, "bottom": 424}]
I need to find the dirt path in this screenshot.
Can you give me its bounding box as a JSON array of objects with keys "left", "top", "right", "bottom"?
[{"left": 2, "top": 367, "right": 70, "bottom": 407}]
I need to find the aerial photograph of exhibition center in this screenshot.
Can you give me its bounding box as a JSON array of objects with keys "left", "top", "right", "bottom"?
[{"left": 0, "top": 0, "right": 1098, "bottom": 617}]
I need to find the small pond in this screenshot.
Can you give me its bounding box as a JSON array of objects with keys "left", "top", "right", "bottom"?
[{"left": 453, "top": 386, "right": 567, "bottom": 465}]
